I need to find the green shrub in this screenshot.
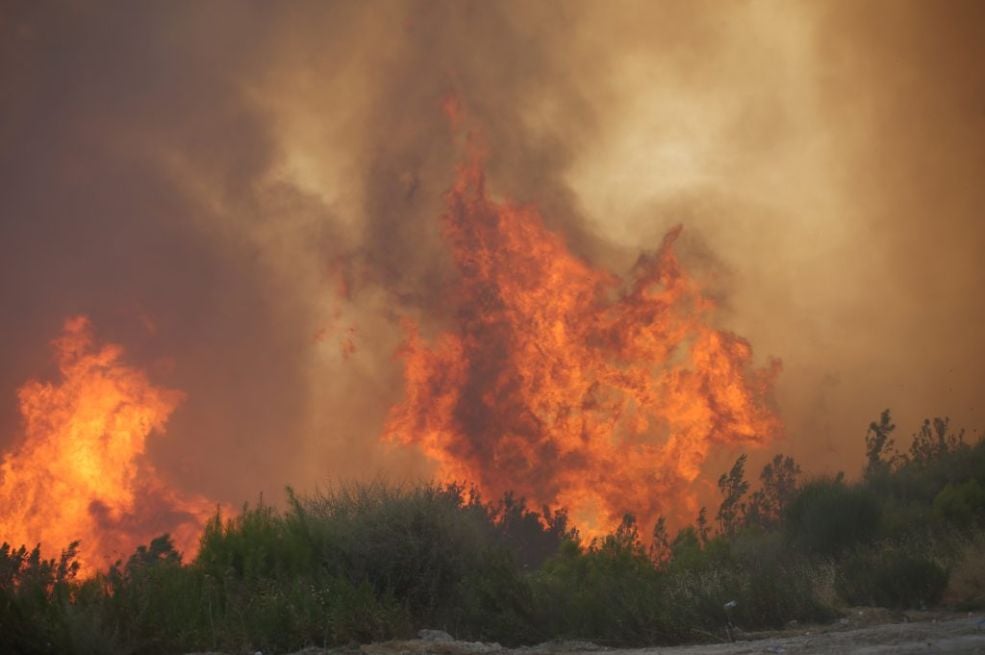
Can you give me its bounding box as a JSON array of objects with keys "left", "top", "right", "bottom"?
[
  {"left": 727, "top": 531, "right": 838, "bottom": 628},
  {"left": 187, "top": 482, "right": 549, "bottom": 648},
  {"left": 933, "top": 479, "right": 985, "bottom": 529},
  {"left": 1, "top": 416, "right": 982, "bottom": 654},
  {"left": 295, "top": 482, "right": 505, "bottom": 633},
  {"left": 836, "top": 544, "right": 948, "bottom": 609},
  {"left": 532, "top": 520, "right": 673, "bottom": 645},
  {"left": 0, "top": 541, "right": 107, "bottom": 655},
  {"left": 785, "top": 479, "right": 881, "bottom": 556}
]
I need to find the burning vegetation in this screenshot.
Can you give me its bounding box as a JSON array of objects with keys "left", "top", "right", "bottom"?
[
  {"left": 385, "top": 148, "right": 782, "bottom": 534},
  {"left": 0, "top": 131, "right": 982, "bottom": 655},
  {"left": 2, "top": 157, "right": 983, "bottom": 655},
  {"left": 0, "top": 145, "right": 784, "bottom": 571},
  {"left": 2, "top": 1, "right": 984, "bottom": 653},
  {"left": 0, "top": 200, "right": 982, "bottom": 651},
  {"left": 0, "top": 317, "right": 213, "bottom": 575},
  {"left": 2, "top": 410, "right": 983, "bottom": 655}
]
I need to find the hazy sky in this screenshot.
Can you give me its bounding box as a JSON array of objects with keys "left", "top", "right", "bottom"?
[{"left": 1, "top": 0, "right": 983, "bottom": 507}]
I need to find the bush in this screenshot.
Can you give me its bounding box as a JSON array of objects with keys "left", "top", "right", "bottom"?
[
  {"left": 531, "top": 522, "right": 837, "bottom": 646},
  {"left": 933, "top": 479, "right": 985, "bottom": 529},
  {"left": 0, "top": 483, "right": 554, "bottom": 654},
  {"left": 532, "top": 521, "right": 673, "bottom": 645},
  {"left": 2, "top": 413, "right": 983, "bottom": 654},
  {"left": 942, "top": 536, "right": 985, "bottom": 610},
  {"left": 785, "top": 479, "right": 881, "bottom": 556},
  {"left": 186, "top": 483, "right": 540, "bottom": 649},
  {"left": 836, "top": 544, "right": 948, "bottom": 609},
  {"left": 0, "top": 541, "right": 117, "bottom": 655},
  {"left": 727, "top": 531, "right": 838, "bottom": 628}
]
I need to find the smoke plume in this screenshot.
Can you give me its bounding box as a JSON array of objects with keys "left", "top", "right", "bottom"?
[{"left": 1, "top": 1, "right": 983, "bottom": 525}]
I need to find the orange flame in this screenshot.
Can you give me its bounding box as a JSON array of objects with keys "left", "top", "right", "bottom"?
[
  {"left": 383, "top": 153, "right": 782, "bottom": 535},
  {"left": 0, "top": 316, "right": 214, "bottom": 575}
]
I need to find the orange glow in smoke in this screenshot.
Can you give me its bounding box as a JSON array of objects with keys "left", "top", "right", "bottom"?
[
  {"left": 384, "top": 149, "right": 782, "bottom": 535},
  {"left": 0, "top": 316, "right": 214, "bottom": 575}
]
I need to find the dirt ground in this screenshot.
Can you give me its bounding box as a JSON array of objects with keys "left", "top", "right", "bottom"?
[
  {"left": 357, "top": 609, "right": 985, "bottom": 655},
  {"left": 189, "top": 609, "right": 985, "bottom": 655},
  {"left": 589, "top": 613, "right": 985, "bottom": 654}
]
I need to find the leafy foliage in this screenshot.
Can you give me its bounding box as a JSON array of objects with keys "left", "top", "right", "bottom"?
[
  {"left": 746, "top": 454, "right": 801, "bottom": 529},
  {"left": 837, "top": 544, "right": 948, "bottom": 609},
  {"left": 865, "top": 409, "right": 898, "bottom": 480},
  {"left": 1, "top": 410, "right": 984, "bottom": 653},
  {"left": 785, "top": 479, "right": 882, "bottom": 556},
  {"left": 716, "top": 454, "right": 750, "bottom": 536}
]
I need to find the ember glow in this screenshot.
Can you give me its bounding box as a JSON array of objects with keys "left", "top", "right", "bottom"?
[
  {"left": 0, "top": 317, "right": 214, "bottom": 574},
  {"left": 384, "top": 150, "right": 782, "bottom": 534}
]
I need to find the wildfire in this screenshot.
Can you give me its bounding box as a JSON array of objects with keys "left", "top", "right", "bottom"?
[
  {"left": 383, "top": 149, "right": 782, "bottom": 535},
  {"left": 0, "top": 316, "right": 214, "bottom": 575}
]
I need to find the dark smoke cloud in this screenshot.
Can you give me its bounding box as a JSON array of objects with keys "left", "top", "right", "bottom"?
[
  {"left": 1, "top": 0, "right": 983, "bottom": 511},
  {"left": 0, "top": 1, "right": 338, "bottom": 503}
]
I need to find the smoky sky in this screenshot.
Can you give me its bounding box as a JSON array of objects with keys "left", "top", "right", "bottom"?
[{"left": 1, "top": 1, "right": 983, "bottom": 508}]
